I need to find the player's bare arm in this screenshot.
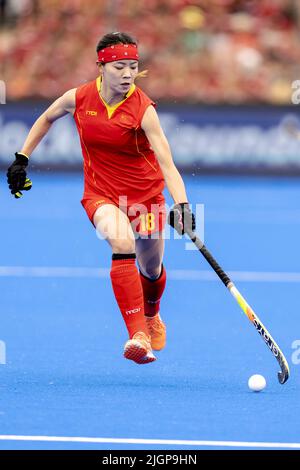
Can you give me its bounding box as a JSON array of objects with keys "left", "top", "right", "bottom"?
[
  {"left": 20, "top": 88, "right": 76, "bottom": 157},
  {"left": 141, "top": 105, "right": 188, "bottom": 204}
]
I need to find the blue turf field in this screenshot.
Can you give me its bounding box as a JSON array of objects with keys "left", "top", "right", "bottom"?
[{"left": 0, "top": 174, "right": 300, "bottom": 450}]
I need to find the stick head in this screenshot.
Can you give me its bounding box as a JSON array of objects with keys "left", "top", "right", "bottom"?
[{"left": 278, "top": 365, "right": 289, "bottom": 384}]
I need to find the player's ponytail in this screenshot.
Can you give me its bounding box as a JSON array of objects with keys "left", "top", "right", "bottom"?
[{"left": 135, "top": 70, "right": 148, "bottom": 81}]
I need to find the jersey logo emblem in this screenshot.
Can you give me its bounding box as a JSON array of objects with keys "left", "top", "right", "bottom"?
[
  {"left": 86, "top": 110, "right": 98, "bottom": 116},
  {"left": 94, "top": 200, "right": 105, "bottom": 206},
  {"left": 120, "top": 113, "right": 131, "bottom": 124}
]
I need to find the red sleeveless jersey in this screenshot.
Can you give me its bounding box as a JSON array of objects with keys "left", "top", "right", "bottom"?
[{"left": 74, "top": 79, "right": 165, "bottom": 207}]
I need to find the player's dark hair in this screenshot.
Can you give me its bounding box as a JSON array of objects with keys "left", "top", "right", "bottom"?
[{"left": 96, "top": 32, "right": 137, "bottom": 54}]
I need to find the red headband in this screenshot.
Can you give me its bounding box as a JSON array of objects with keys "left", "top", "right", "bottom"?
[{"left": 97, "top": 44, "right": 139, "bottom": 64}]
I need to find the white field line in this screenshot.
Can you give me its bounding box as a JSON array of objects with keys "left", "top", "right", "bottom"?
[
  {"left": 0, "top": 435, "right": 299, "bottom": 449},
  {"left": 1, "top": 266, "right": 300, "bottom": 282}
]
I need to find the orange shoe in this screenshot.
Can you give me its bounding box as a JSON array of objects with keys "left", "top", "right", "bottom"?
[
  {"left": 145, "top": 313, "right": 166, "bottom": 351},
  {"left": 124, "top": 331, "right": 156, "bottom": 364}
]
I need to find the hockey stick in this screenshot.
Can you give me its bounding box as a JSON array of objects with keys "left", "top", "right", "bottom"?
[{"left": 186, "top": 228, "right": 290, "bottom": 384}]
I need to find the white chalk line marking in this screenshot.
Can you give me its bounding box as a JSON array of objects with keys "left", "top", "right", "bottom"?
[{"left": 0, "top": 435, "right": 299, "bottom": 448}]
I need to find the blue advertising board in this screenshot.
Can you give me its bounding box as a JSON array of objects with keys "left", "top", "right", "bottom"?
[{"left": 1, "top": 102, "right": 300, "bottom": 173}]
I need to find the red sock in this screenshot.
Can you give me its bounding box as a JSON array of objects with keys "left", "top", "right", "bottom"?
[
  {"left": 110, "top": 254, "right": 148, "bottom": 338},
  {"left": 140, "top": 265, "right": 166, "bottom": 317}
]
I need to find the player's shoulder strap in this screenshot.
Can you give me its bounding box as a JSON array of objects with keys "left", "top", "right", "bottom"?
[
  {"left": 75, "top": 80, "right": 98, "bottom": 111},
  {"left": 133, "top": 86, "right": 157, "bottom": 127},
  {"left": 134, "top": 85, "right": 156, "bottom": 108}
]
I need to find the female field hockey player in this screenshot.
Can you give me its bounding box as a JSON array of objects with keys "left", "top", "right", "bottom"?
[{"left": 7, "top": 32, "right": 195, "bottom": 365}]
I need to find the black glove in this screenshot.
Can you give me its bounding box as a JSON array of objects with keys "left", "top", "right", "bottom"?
[
  {"left": 168, "top": 202, "right": 196, "bottom": 235},
  {"left": 7, "top": 152, "right": 32, "bottom": 199}
]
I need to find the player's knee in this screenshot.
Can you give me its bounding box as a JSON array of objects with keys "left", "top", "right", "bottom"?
[
  {"left": 140, "top": 265, "right": 161, "bottom": 280},
  {"left": 111, "top": 239, "right": 135, "bottom": 254}
]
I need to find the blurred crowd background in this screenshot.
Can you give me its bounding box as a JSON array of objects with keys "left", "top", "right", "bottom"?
[{"left": 0, "top": 0, "right": 300, "bottom": 104}]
